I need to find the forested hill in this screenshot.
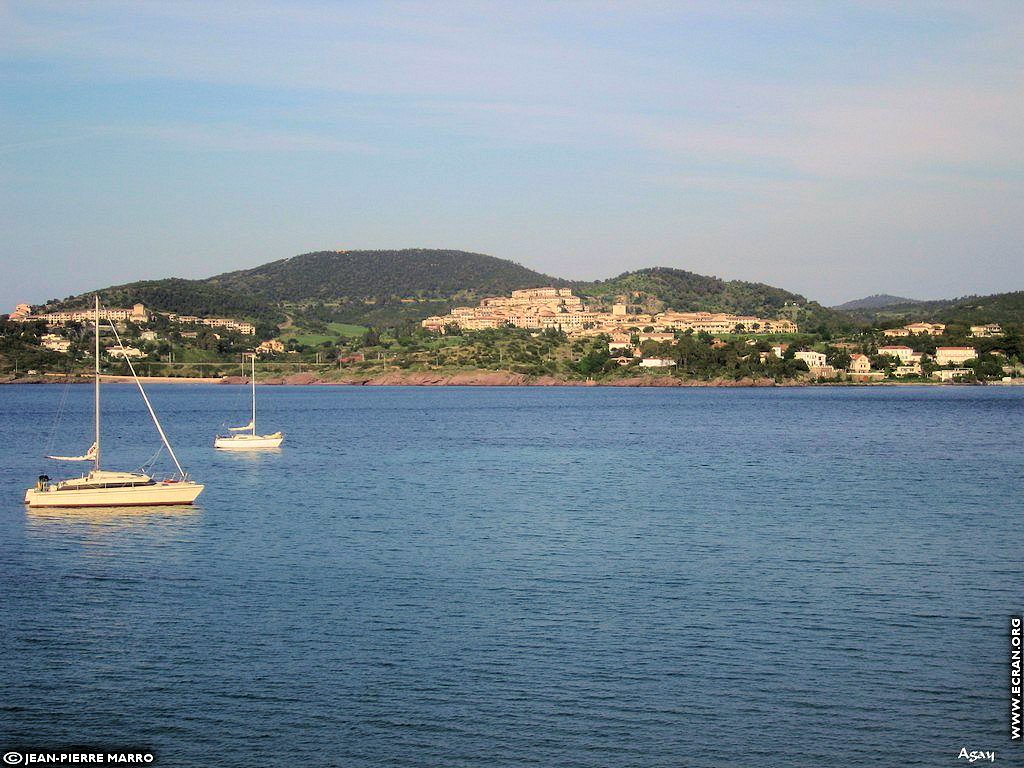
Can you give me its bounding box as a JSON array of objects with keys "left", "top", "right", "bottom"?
[
  {"left": 68, "top": 278, "right": 279, "bottom": 320},
  {"left": 206, "top": 249, "right": 564, "bottom": 302},
  {"left": 575, "top": 267, "right": 847, "bottom": 334},
  {"left": 41, "top": 249, "right": 849, "bottom": 331},
  {"left": 41, "top": 249, "right": 563, "bottom": 328},
  {"left": 832, "top": 294, "right": 923, "bottom": 311}
]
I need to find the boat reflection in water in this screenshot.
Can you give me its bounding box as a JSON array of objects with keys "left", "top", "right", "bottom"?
[{"left": 25, "top": 504, "right": 202, "bottom": 541}]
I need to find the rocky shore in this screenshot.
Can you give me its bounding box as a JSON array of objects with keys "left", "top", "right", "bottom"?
[
  {"left": 1, "top": 370, "right": 782, "bottom": 387},
  {"left": 3, "top": 370, "right": 1005, "bottom": 387},
  {"left": 318, "top": 371, "right": 780, "bottom": 387}
]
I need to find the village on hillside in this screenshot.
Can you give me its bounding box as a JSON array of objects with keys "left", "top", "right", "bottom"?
[
  {"left": 2, "top": 287, "right": 1022, "bottom": 384},
  {"left": 419, "top": 288, "right": 1019, "bottom": 383}
]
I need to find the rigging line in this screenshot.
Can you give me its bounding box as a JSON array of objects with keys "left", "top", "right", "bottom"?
[
  {"left": 44, "top": 377, "right": 74, "bottom": 457},
  {"left": 138, "top": 443, "right": 165, "bottom": 474},
  {"left": 106, "top": 318, "right": 188, "bottom": 478}
]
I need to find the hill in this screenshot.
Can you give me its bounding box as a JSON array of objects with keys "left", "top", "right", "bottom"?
[
  {"left": 206, "top": 249, "right": 563, "bottom": 302},
  {"left": 42, "top": 249, "right": 850, "bottom": 333},
  {"left": 76, "top": 278, "right": 279, "bottom": 320},
  {"left": 44, "top": 249, "right": 564, "bottom": 329},
  {"left": 575, "top": 267, "right": 848, "bottom": 334},
  {"left": 832, "top": 294, "right": 923, "bottom": 311},
  {"left": 835, "top": 291, "right": 1024, "bottom": 328},
  {"left": 938, "top": 291, "right": 1024, "bottom": 325}
]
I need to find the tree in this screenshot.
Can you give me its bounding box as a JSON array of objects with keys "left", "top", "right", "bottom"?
[{"left": 826, "top": 348, "right": 852, "bottom": 370}]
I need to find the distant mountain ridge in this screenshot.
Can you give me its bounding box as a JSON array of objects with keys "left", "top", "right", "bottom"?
[
  {"left": 834, "top": 291, "right": 1024, "bottom": 327},
  {"left": 832, "top": 294, "right": 924, "bottom": 311}
]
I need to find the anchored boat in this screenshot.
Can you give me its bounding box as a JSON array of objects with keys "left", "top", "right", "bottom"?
[
  {"left": 214, "top": 353, "right": 284, "bottom": 450},
  {"left": 24, "top": 296, "right": 204, "bottom": 508}
]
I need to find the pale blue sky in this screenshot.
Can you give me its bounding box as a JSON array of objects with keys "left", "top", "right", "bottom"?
[{"left": 2, "top": 1, "right": 1022, "bottom": 309}]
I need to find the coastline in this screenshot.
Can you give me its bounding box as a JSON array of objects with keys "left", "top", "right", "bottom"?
[{"left": 2, "top": 371, "right": 1018, "bottom": 387}]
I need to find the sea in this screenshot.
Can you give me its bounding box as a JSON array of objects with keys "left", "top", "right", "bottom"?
[{"left": 0, "top": 383, "right": 1021, "bottom": 767}]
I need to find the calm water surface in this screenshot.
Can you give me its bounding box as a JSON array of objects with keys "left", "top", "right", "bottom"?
[{"left": 0, "top": 384, "right": 1021, "bottom": 767}]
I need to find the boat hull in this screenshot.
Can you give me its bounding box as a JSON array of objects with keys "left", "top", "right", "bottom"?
[
  {"left": 214, "top": 433, "right": 284, "bottom": 450},
  {"left": 24, "top": 481, "right": 205, "bottom": 508}
]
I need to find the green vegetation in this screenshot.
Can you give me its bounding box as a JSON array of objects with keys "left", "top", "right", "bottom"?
[
  {"left": 319, "top": 326, "right": 815, "bottom": 383},
  {"left": 49, "top": 278, "right": 283, "bottom": 334},
  {"left": 832, "top": 294, "right": 923, "bottom": 312},
  {"left": 0, "top": 319, "right": 68, "bottom": 374},
  {"left": 835, "top": 290, "right": 1024, "bottom": 329},
  {"left": 575, "top": 267, "right": 851, "bottom": 335},
  {"left": 280, "top": 321, "right": 368, "bottom": 347},
  {"left": 207, "top": 249, "right": 563, "bottom": 302}
]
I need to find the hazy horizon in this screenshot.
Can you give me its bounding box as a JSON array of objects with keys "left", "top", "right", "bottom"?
[{"left": 3, "top": 2, "right": 1022, "bottom": 311}]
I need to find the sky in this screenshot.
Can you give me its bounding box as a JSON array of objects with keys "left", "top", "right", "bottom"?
[{"left": 1, "top": 1, "right": 1022, "bottom": 309}]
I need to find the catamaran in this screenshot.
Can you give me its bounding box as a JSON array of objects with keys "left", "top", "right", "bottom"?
[
  {"left": 24, "top": 296, "right": 204, "bottom": 508},
  {"left": 214, "top": 353, "right": 284, "bottom": 450}
]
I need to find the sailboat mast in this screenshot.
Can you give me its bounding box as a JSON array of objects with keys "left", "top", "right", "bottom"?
[
  {"left": 94, "top": 295, "right": 101, "bottom": 470},
  {"left": 106, "top": 318, "right": 188, "bottom": 478},
  {"left": 251, "top": 353, "right": 256, "bottom": 435}
]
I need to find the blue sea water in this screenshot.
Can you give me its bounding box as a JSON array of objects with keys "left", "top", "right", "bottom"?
[{"left": 0, "top": 383, "right": 1021, "bottom": 767}]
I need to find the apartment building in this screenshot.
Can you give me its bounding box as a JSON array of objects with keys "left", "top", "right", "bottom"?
[
  {"left": 34, "top": 303, "right": 150, "bottom": 325},
  {"left": 794, "top": 350, "right": 827, "bottom": 368},
  {"left": 877, "top": 345, "right": 916, "bottom": 363},
  {"left": 934, "top": 347, "right": 977, "bottom": 366}
]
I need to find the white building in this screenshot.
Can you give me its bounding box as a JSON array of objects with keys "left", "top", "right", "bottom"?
[
  {"left": 640, "top": 358, "right": 676, "bottom": 368},
  {"left": 933, "top": 368, "right": 971, "bottom": 381},
  {"left": 42, "top": 303, "right": 149, "bottom": 325},
  {"left": 256, "top": 339, "right": 286, "bottom": 354},
  {"left": 40, "top": 334, "right": 71, "bottom": 353},
  {"left": 877, "top": 345, "right": 915, "bottom": 363},
  {"left": 894, "top": 363, "right": 922, "bottom": 377},
  {"left": 106, "top": 345, "right": 145, "bottom": 359},
  {"left": 794, "top": 350, "right": 827, "bottom": 368},
  {"left": 934, "top": 347, "right": 976, "bottom": 366}
]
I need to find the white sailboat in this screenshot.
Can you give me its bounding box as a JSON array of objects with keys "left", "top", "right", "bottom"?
[
  {"left": 25, "top": 297, "right": 204, "bottom": 508},
  {"left": 214, "top": 354, "right": 284, "bottom": 450}
]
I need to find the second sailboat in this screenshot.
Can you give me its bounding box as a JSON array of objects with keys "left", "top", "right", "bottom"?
[{"left": 214, "top": 354, "right": 284, "bottom": 450}]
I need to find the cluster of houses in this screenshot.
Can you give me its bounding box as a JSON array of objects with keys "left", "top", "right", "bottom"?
[
  {"left": 11, "top": 302, "right": 256, "bottom": 336},
  {"left": 11, "top": 301, "right": 258, "bottom": 361},
  {"left": 883, "top": 322, "right": 1003, "bottom": 339},
  {"left": 782, "top": 343, "right": 985, "bottom": 381},
  {"left": 256, "top": 339, "right": 287, "bottom": 355},
  {"left": 422, "top": 287, "right": 798, "bottom": 336},
  {"left": 38, "top": 331, "right": 148, "bottom": 360},
  {"left": 605, "top": 335, "right": 988, "bottom": 380}
]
